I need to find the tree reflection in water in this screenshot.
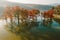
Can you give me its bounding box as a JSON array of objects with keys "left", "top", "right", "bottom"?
[
  {"left": 43, "top": 18, "right": 53, "bottom": 27},
  {"left": 7, "top": 19, "right": 59, "bottom": 40},
  {"left": 14, "top": 21, "right": 40, "bottom": 40},
  {"left": 16, "top": 21, "right": 52, "bottom": 40}
]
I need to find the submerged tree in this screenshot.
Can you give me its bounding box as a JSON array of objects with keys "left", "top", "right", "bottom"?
[
  {"left": 3, "top": 6, "right": 14, "bottom": 30},
  {"left": 28, "top": 9, "right": 40, "bottom": 22},
  {"left": 3, "top": 6, "right": 40, "bottom": 33},
  {"left": 3, "top": 13, "right": 8, "bottom": 24},
  {"left": 3, "top": 6, "right": 11, "bottom": 23},
  {"left": 12, "top": 6, "right": 28, "bottom": 26},
  {"left": 14, "top": 6, "right": 21, "bottom": 26},
  {"left": 43, "top": 8, "right": 54, "bottom": 27}
]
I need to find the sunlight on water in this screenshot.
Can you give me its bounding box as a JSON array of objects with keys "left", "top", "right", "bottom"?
[
  {"left": 37, "top": 16, "right": 44, "bottom": 22},
  {"left": 0, "top": 19, "right": 21, "bottom": 40}
]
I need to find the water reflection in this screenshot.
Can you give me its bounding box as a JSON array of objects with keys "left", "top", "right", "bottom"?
[
  {"left": 5, "top": 18, "right": 60, "bottom": 40},
  {"left": 43, "top": 18, "right": 52, "bottom": 27}
]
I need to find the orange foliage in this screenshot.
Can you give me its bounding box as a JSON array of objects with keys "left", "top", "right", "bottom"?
[
  {"left": 27, "top": 9, "right": 39, "bottom": 17},
  {"left": 3, "top": 6, "right": 40, "bottom": 19},
  {"left": 44, "top": 9, "right": 54, "bottom": 18}
]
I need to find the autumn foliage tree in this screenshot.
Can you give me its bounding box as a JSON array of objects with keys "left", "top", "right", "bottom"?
[
  {"left": 4, "top": 6, "right": 14, "bottom": 28},
  {"left": 3, "top": 6, "right": 40, "bottom": 31},
  {"left": 43, "top": 8, "right": 54, "bottom": 19},
  {"left": 28, "top": 9, "right": 40, "bottom": 22},
  {"left": 12, "top": 6, "right": 28, "bottom": 26},
  {"left": 43, "top": 8, "right": 54, "bottom": 26},
  {"left": 12, "top": 6, "right": 21, "bottom": 26}
]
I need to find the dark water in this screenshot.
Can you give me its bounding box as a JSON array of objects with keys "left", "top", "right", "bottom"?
[
  {"left": 18, "top": 19, "right": 60, "bottom": 40},
  {"left": 8, "top": 17, "right": 60, "bottom": 40}
]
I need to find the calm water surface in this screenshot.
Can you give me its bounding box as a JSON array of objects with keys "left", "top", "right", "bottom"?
[{"left": 0, "top": 17, "right": 60, "bottom": 40}]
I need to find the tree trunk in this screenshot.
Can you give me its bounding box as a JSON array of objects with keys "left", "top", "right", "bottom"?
[
  {"left": 5, "top": 17, "right": 7, "bottom": 24},
  {"left": 10, "top": 18, "right": 13, "bottom": 29},
  {"left": 17, "top": 15, "right": 20, "bottom": 27}
]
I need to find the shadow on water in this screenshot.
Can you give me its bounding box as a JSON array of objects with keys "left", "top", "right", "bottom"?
[{"left": 7, "top": 19, "right": 60, "bottom": 40}]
